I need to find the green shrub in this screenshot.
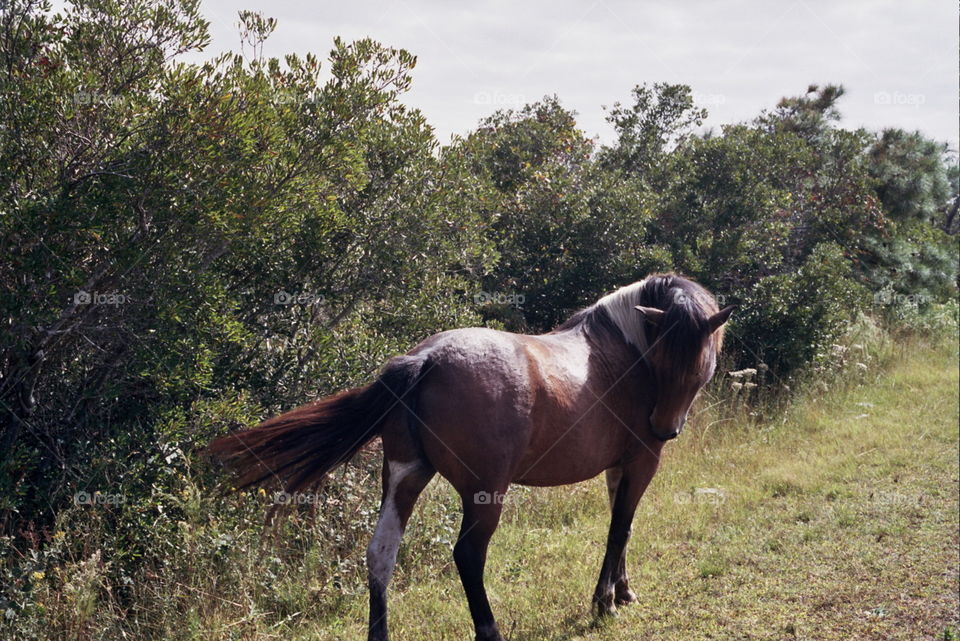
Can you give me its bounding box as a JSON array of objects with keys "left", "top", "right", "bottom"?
[{"left": 731, "top": 242, "right": 869, "bottom": 377}]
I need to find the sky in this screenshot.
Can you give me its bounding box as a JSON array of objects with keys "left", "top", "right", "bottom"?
[{"left": 189, "top": 0, "right": 957, "bottom": 150}]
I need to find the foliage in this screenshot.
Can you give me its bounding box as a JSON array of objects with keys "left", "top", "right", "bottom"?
[
  {"left": 733, "top": 242, "right": 870, "bottom": 375},
  {"left": 449, "top": 97, "right": 658, "bottom": 330},
  {"left": 0, "top": 0, "right": 490, "bottom": 534},
  {"left": 0, "top": 2, "right": 957, "bottom": 639},
  {"left": 598, "top": 82, "right": 707, "bottom": 183}
]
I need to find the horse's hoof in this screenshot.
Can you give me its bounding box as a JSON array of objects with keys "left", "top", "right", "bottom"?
[
  {"left": 595, "top": 605, "right": 618, "bottom": 619},
  {"left": 474, "top": 623, "right": 507, "bottom": 641},
  {"left": 593, "top": 594, "right": 618, "bottom": 618},
  {"left": 615, "top": 587, "right": 638, "bottom": 605}
]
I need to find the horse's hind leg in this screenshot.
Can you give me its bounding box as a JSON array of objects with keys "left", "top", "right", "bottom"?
[
  {"left": 367, "top": 455, "right": 435, "bottom": 641},
  {"left": 594, "top": 448, "right": 662, "bottom": 617},
  {"left": 454, "top": 491, "right": 507, "bottom": 641}
]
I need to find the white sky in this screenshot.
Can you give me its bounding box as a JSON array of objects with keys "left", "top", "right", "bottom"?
[{"left": 181, "top": 1, "right": 959, "bottom": 150}]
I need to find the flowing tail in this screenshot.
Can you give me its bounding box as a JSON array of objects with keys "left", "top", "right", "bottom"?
[{"left": 207, "top": 355, "right": 426, "bottom": 494}]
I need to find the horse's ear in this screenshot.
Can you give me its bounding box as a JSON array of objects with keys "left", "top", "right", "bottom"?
[
  {"left": 708, "top": 305, "right": 736, "bottom": 332},
  {"left": 634, "top": 305, "right": 664, "bottom": 326}
]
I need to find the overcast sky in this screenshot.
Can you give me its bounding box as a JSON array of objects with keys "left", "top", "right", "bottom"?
[{"left": 191, "top": 0, "right": 957, "bottom": 150}]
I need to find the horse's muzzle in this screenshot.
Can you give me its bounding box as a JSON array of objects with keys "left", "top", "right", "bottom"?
[
  {"left": 650, "top": 413, "right": 685, "bottom": 441},
  {"left": 652, "top": 429, "right": 680, "bottom": 442}
]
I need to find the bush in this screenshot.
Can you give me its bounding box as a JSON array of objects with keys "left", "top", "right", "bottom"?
[{"left": 731, "top": 243, "right": 869, "bottom": 377}]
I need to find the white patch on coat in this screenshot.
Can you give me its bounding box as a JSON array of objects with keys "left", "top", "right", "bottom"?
[
  {"left": 367, "top": 459, "right": 420, "bottom": 587},
  {"left": 530, "top": 332, "right": 592, "bottom": 390}
]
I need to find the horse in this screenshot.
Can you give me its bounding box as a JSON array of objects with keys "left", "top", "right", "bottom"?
[{"left": 207, "top": 273, "right": 733, "bottom": 641}]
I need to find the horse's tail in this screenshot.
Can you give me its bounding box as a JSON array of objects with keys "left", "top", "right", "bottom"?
[{"left": 207, "top": 355, "right": 426, "bottom": 495}]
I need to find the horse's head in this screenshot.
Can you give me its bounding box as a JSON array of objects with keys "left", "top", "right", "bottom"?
[{"left": 635, "top": 291, "right": 733, "bottom": 441}]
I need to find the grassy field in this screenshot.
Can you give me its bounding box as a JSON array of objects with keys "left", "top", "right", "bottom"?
[
  {"left": 18, "top": 335, "right": 955, "bottom": 641},
  {"left": 287, "top": 336, "right": 960, "bottom": 641}
]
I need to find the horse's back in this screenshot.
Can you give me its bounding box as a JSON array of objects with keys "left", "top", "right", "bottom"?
[{"left": 402, "top": 326, "right": 633, "bottom": 489}]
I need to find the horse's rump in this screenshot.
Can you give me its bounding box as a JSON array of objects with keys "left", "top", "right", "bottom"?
[{"left": 207, "top": 355, "right": 427, "bottom": 494}]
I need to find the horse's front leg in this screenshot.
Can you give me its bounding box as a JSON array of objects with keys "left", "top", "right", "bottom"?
[
  {"left": 604, "top": 467, "right": 637, "bottom": 606},
  {"left": 593, "top": 445, "right": 663, "bottom": 617}
]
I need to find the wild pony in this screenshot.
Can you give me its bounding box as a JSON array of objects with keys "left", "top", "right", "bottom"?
[{"left": 208, "top": 273, "right": 733, "bottom": 641}]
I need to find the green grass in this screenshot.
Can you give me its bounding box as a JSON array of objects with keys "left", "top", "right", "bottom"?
[
  {"left": 14, "top": 336, "right": 958, "bottom": 641},
  {"left": 293, "top": 336, "right": 959, "bottom": 641}
]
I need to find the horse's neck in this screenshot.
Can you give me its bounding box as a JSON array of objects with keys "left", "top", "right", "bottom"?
[{"left": 563, "top": 323, "right": 653, "bottom": 399}]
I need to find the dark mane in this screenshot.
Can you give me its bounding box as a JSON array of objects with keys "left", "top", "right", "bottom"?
[
  {"left": 553, "top": 307, "right": 591, "bottom": 332},
  {"left": 637, "top": 274, "right": 720, "bottom": 373},
  {"left": 551, "top": 304, "right": 622, "bottom": 343}
]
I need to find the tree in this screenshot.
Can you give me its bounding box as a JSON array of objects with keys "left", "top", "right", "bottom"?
[
  {"left": 861, "top": 129, "right": 958, "bottom": 303},
  {"left": 598, "top": 82, "right": 707, "bottom": 183},
  {"left": 0, "top": 2, "right": 492, "bottom": 529},
  {"left": 449, "top": 98, "right": 659, "bottom": 331}
]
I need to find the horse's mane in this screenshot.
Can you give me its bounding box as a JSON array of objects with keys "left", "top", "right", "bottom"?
[{"left": 554, "top": 274, "right": 723, "bottom": 365}]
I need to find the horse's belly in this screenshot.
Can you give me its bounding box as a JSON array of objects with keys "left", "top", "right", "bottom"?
[{"left": 511, "top": 419, "right": 625, "bottom": 486}]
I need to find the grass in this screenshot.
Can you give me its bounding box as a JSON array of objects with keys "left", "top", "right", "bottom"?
[
  {"left": 11, "top": 334, "right": 957, "bottom": 640},
  {"left": 291, "top": 335, "right": 959, "bottom": 641}
]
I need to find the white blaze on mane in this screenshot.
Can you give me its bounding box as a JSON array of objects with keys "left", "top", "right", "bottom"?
[
  {"left": 592, "top": 276, "right": 724, "bottom": 363},
  {"left": 593, "top": 278, "right": 653, "bottom": 352}
]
